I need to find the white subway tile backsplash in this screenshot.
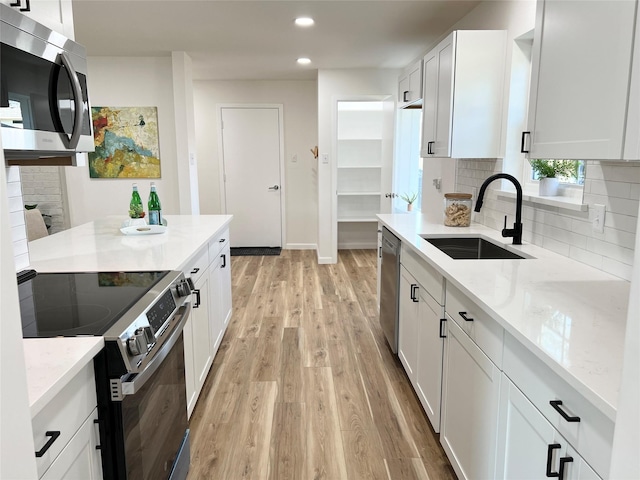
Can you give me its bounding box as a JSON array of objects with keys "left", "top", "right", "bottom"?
[
  {"left": 456, "top": 160, "right": 639, "bottom": 280},
  {"left": 6, "top": 166, "right": 29, "bottom": 270}
]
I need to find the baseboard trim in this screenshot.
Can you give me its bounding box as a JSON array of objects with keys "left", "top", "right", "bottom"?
[
  {"left": 337, "top": 242, "right": 377, "bottom": 250},
  {"left": 317, "top": 255, "right": 334, "bottom": 264},
  {"left": 285, "top": 243, "right": 317, "bottom": 250}
]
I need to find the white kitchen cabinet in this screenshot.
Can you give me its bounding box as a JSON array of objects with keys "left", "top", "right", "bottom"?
[
  {"left": 32, "top": 362, "right": 102, "bottom": 480},
  {"left": 182, "top": 246, "right": 213, "bottom": 418},
  {"left": 497, "top": 375, "right": 602, "bottom": 480},
  {"left": 398, "top": 266, "right": 420, "bottom": 380},
  {"left": 502, "top": 332, "right": 614, "bottom": 478},
  {"left": 440, "top": 317, "right": 501, "bottom": 480},
  {"left": 398, "top": 59, "right": 423, "bottom": 108},
  {"left": 210, "top": 238, "right": 232, "bottom": 355},
  {"left": 41, "top": 408, "right": 102, "bottom": 480},
  {"left": 420, "top": 30, "right": 506, "bottom": 159},
  {"left": 0, "top": 0, "right": 75, "bottom": 38},
  {"left": 524, "top": 0, "right": 639, "bottom": 161}
]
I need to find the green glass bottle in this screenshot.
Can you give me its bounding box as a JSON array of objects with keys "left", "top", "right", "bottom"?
[
  {"left": 129, "top": 183, "right": 144, "bottom": 219},
  {"left": 148, "top": 182, "right": 162, "bottom": 225}
]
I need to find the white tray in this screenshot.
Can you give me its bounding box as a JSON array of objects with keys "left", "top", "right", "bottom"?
[{"left": 120, "top": 224, "right": 167, "bottom": 236}]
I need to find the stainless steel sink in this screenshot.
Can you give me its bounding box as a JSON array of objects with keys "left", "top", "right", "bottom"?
[{"left": 421, "top": 236, "right": 530, "bottom": 260}]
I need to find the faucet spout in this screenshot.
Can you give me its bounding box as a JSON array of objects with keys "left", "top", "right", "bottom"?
[{"left": 474, "top": 173, "right": 523, "bottom": 245}]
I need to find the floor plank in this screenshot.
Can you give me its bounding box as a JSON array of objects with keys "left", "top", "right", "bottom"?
[{"left": 187, "top": 249, "right": 454, "bottom": 480}]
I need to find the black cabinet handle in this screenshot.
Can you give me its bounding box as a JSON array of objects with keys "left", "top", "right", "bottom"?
[
  {"left": 190, "top": 267, "right": 200, "bottom": 274},
  {"left": 192, "top": 289, "right": 201, "bottom": 308},
  {"left": 379, "top": 246, "right": 382, "bottom": 258},
  {"left": 427, "top": 141, "right": 435, "bottom": 155},
  {"left": 521, "top": 131, "right": 530, "bottom": 153},
  {"left": 10, "top": 0, "right": 20, "bottom": 6},
  {"left": 439, "top": 318, "right": 447, "bottom": 338},
  {"left": 410, "top": 284, "right": 419, "bottom": 302},
  {"left": 221, "top": 254, "right": 227, "bottom": 268},
  {"left": 459, "top": 311, "right": 474, "bottom": 322},
  {"left": 219, "top": 238, "right": 225, "bottom": 243},
  {"left": 20, "top": 0, "right": 30, "bottom": 11},
  {"left": 93, "top": 419, "right": 102, "bottom": 450},
  {"left": 403, "top": 91, "right": 410, "bottom": 102},
  {"left": 550, "top": 400, "right": 581, "bottom": 422},
  {"left": 546, "top": 443, "right": 561, "bottom": 477},
  {"left": 35, "top": 431, "right": 60, "bottom": 457}
]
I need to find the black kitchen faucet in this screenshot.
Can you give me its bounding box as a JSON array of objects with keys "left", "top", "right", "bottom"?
[{"left": 474, "top": 173, "right": 523, "bottom": 245}]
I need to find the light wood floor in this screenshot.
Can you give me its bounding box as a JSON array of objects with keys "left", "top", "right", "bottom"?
[{"left": 187, "top": 249, "right": 456, "bottom": 480}]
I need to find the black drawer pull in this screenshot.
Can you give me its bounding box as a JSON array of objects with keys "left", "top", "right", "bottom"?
[
  {"left": 410, "top": 284, "right": 419, "bottom": 302},
  {"left": 190, "top": 267, "right": 200, "bottom": 274},
  {"left": 219, "top": 238, "right": 225, "bottom": 243},
  {"left": 546, "top": 443, "right": 561, "bottom": 477},
  {"left": 521, "top": 131, "right": 530, "bottom": 153},
  {"left": 439, "top": 318, "right": 447, "bottom": 338},
  {"left": 192, "top": 289, "right": 201, "bottom": 308},
  {"left": 221, "top": 254, "right": 227, "bottom": 268},
  {"left": 459, "top": 311, "right": 474, "bottom": 322},
  {"left": 35, "top": 431, "right": 60, "bottom": 457},
  {"left": 427, "top": 141, "right": 435, "bottom": 155},
  {"left": 550, "top": 400, "right": 581, "bottom": 422},
  {"left": 20, "top": 0, "right": 30, "bottom": 11},
  {"left": 403, "top": 91, "right": 410, "bottom": 102}
]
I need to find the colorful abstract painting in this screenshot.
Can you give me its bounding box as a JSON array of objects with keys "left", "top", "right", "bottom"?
[{"left": 88, "top": 106, "right": 161, "bottom": 178}]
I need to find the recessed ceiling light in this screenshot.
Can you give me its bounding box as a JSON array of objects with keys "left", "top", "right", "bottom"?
[
  {"left": 295, "top": 17, "right": 314, "bottom": 27},
  {"left": 297, "top": 57, "right": 312, "bottom": 65}
]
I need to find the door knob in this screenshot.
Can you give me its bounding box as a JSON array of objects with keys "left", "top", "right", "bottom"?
[{"left": 268, "top": 185, "right": 280, "bottom": 191}]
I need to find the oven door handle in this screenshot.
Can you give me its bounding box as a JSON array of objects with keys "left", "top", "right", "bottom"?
[{"left": 120, "top": 302, "right": 191, "bottom": 397}]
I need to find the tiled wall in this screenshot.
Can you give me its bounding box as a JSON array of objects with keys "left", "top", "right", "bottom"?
[
  {"left": 5, "top": 167, "right": 29, "bottom": 270},
  {"left": 20, "top": 166, "right": 67, "bottom": 234},
  {"left": 456, "top": 159, "right": 639, "bottom": 281}
]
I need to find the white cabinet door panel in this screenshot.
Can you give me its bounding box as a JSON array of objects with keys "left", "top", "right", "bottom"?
[
  {"left": 441, "top": 318, "right": 501, "bottom": 480},
  {"left": 398, "top": 266, "right": 419, "bottom": 381}
]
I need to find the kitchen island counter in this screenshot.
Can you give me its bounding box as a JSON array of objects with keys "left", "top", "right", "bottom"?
[
  {"left": 378, "top": 213, "right": 629, "bottom": 420},
  {"left": 24, "top": 214, "right": 232, "bottom": 416}
]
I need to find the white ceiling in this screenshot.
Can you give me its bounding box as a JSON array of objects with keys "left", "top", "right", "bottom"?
[{"left": 71, "top": 0, "right": 481, "bottom": 81}]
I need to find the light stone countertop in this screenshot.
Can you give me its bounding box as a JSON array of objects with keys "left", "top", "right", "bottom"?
[
  {"left": 378, "top": 213, "right": 629, "bottom": 421},
  {"left": 23, "top": 214, "right": 233, "bottom": 416}
]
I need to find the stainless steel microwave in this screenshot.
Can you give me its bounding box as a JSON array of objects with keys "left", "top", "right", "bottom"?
[{"left": 0, "top": 4, "right": 93, "bottom": 164}]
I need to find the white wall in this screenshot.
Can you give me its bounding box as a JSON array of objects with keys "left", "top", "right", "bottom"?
[
  {"left": 64, "top": 57, "right": 181, "bottom": 226},
  {"left": 192, "top": 80, "right": 318, "bottom": 249},
  {"left": 317, "top": 69, "right": 399, "bottom": 263}
]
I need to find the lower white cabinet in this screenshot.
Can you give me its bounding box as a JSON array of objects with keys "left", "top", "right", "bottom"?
[
  {"left": 183, "top": 229, "right": 233, "bottom": 418},
  {"left": 32, "top": 362, "right": 102, "bottom": 479},
  {"left": 41, "top": 408, "right": 102, "bottom": 480},
  {"left": 440, "top": 317, "right": 501, "bottom": 480},
  {"left": 398, "top": 266, "right": 420, "bottom": 380},
  {"left": 497, "top": 375, "right": 601, "bottom": 480},
  {"left": 210, "top": 239, "right": 232, "bottom": 355},
  {"left": 184, "top": 263, "right": 213, "bottom": 417}
]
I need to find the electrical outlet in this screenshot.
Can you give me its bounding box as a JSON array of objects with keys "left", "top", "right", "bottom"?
[
  {"left": 291, "top": 154, "right": 298, "bottom": 163},
  {"left": 321, "top": 153, "right": 329, "bottom": 164},
  {"left": 592, "top": 204, "right": 606, "bottom": 233}
]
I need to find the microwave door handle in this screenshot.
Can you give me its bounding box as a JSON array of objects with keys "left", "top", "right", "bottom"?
[
  {"left": 120, "top": 302, "right": 192, "bottom": 397},
  {"left": 58, "top": 52, "right": 83, "bottom": 149}
]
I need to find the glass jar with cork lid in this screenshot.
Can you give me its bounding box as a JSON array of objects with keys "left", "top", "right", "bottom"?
[{"left": 444, "top": 193, "right": 472, "bottom": 227}]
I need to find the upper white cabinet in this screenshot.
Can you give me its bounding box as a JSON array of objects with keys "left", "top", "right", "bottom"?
[
  {"left": 0, "top": 0, "right": 75, "bottom": 38},
  {"left": 398, "top": 59, "right": 423, "bottom": 108},
  {"left": 421, "top": 30, "right": 507, "bottom": 159},
  {"left": 524, "top": 0, "right": 640, "bottom": 161}
]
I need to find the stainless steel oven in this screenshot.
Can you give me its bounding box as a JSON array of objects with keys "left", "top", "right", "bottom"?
[{"left": 18, "top": 269, "right": 194, "bottom": 480}]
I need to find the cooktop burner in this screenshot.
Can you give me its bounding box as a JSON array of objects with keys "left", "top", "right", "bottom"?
[{"left": 18, "top": 270, "right": 169, "bottom": 338}]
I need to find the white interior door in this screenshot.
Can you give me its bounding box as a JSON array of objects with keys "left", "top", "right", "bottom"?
[{"left": 220, "top": 106, "right": 283, "bottom": 247}]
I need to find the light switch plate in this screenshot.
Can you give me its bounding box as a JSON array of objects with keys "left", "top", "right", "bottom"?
[{"left": 592, "top": 204, "right": 606, "bottom": 233}]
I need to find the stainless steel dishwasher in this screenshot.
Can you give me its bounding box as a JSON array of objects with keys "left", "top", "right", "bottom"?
[{"left": 380, "top": 227, "right": 401, "bottom": 354}]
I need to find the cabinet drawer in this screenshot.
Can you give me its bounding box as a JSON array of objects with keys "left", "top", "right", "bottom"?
[
  {"left": 182, "top": 246, "right": 209, "bottom": 284},
  {"left": 400, "top": 244, "right": 444, "bottom": 305},
  {"left": 32, "top": 362, "right": 97, "bottom": 478},
  {"left": 503, "top": 333, "right": 614, "bottom": 477},
  {"left": 209, "top": 228, "right": 230, "bottom": 260},
  {"left": 445, "top": 284, "right": 503, "bottom": 367}
]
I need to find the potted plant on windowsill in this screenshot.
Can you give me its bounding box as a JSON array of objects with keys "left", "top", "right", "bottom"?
[
  {"left": 400, "top": 192, "right": 418, "bottom": 211},
  {"left": 529, "top": 159, "right": 579, "bottom": 196}
]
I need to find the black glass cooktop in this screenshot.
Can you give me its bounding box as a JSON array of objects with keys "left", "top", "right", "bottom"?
[{"left": 18, "top": 270, "right": 169, "bottom": 338}]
